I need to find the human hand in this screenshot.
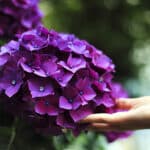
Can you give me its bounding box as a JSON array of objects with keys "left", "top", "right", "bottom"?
[{"left": 80, "top": 96, "right": 150, "bottom": 131}]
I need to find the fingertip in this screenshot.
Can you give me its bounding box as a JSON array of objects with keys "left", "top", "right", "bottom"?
[
  {"left": 116, "top": 98, "right": 127, "bottom": 102},
  {"left": 77, "top": 115, "right": 92, "bottom": 123},
  {"left": 88, "top": 123, "right": 111, "bottom": 131},
  {"left": 115, "top": 98, "right": 132, "bottom": 110}
]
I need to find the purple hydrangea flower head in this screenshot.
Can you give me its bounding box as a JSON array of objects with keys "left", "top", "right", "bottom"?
[
  {"left": 0, "top": 26, "right": 131, "bottom": 141},
  {"left": 0, "top": 0, "right": 42, "bottom": 38}
]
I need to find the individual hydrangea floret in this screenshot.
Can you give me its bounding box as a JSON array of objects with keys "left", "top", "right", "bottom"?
[{"left": 0, "top": 26, "right": 131, "bottom": 142}]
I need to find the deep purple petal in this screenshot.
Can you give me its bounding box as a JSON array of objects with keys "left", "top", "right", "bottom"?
[
  {"left": 56, "top": 113, "right": 75, "bottom": 129},
  {"left": 47, "top": 105, "right": 59, "bottom": 116},
  {"left": 70, "top": 105, "right": 93, "bottom": 122},
  {"left": 93, "top": 81, "right": 110, "bottom": 92},
  {"left": 35, "top": 100, "right": 47, "bottom": 115},
  {"left": 75, "top": 78, "right": 89, "bottom": 90},
  {"left": 72, "top": 97, "right": 82, "bottom": 110}
]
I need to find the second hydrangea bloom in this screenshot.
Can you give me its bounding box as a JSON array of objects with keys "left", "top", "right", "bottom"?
[{"left": 0, "top": 0, "right": 42, "bottom": 38}]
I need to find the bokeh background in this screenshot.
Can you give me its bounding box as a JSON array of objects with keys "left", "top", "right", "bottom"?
[{"left": 0, "top": 0, "right": 150, "bottom": 149}]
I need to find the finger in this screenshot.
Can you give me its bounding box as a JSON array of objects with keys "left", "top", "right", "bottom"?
[
  {"left": 88, "top": 121, "right": 150, "bottom": 131},
  {"left": 106, "top": 111, "right": 132, "bottom": 124},
  {"left": 117, "top": 97, "right": 150, "bottom": 108},
  {"left": 88, "top": 123, "right": 112, "bottom": 131},
  {"left": 88, "top": 122, "right": 135, "bottom": 131},
  {"left": 80, "top": 111, "right": 132, "bottom": 124},
  {"left": 79, "top": 113, "right": 112, "bottom": 124},
  {"left": 116, "top": 98, "right": 133, "bottom": 110}
]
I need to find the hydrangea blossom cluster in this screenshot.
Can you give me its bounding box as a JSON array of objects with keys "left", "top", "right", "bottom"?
[
  {"left": 0, "top": 0, "right": 42, "bottom": 38},
  {"left": 0, "top": 26, "right": 131, "bottom": 142}
]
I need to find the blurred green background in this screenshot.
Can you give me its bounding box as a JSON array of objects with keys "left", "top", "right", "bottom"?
[{"left": 0, "top": 0, "right": 150, "bottom": 149}]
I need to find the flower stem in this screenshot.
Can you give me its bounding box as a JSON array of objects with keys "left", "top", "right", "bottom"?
[{"left": 7, "top": 118, "right": 18, "bottom": 150}]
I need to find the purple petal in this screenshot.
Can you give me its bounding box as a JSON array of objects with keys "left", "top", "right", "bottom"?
[
  {"left": 102, "top": 73, "right": 113, "bottom": 83},
  {"left": 89, "top": 68, "right": 99, "bottom": 80},
  {"left": 58, "top": 55, "right": 86, "bottom": 73},
  {"left": 75, "top": 78, "right": 89, "bottom": 90},
  {"left": 70, "top": 105, "right": 93, "bottom": 122},
  {"left": 72, "top": 97, "right": 82, "bottom": 110},
  {"left": 0, "top": 54, "right": 9, "bottom": 66},
  {"left": 42, "top": 60, "right": 59, "bottom": 76},
  {"left": 63, "top": 85, "right": 78, "bottom": 99},
  {"left": 52, "top": 70, "right": 73, "bottom": 87},
  {"left": 20, "top": 27, "right": 49, "bottom": 51},
  {"left": 93, "top": 96, "right": 102, "bottom": 106},
  {"left": 68, "top": 40, "right": 86, "bottom": 54},
  {"left": 0, "top": 40, "right": 19, "bottom": 55},
  {"left": 28, "top": 79, "right": 54, "bottom": 98},
  {"left": 59, "top": 96, "right": 72, "bottom": 110},
  {"left": 83, "top": 87, "right": 96, "bottom": 101},
  {"left": 33, "top": 69, "right": 47, "bottom": 77},
  {"left": 56, "top": 114, "right": 75, "bottom": 129},
  {"left": 35, "top": 100, "right": 47, "bottom": 115},
  {"left": 92, "top": 51, "right": 113, "bottom": 70},
  {"left": 5, "top": 82, "right": 22, "bottom": 97},
  {"left": 110, "top": 82, "right": 128, "bottom": 98},
  {"left": 47, "top": 105, "right": 59, "bottom": 116},
  {"left": 93, "top": 81, "right": 110, "bottom": 92},
  {"left": 99, "top": 94, "right": 115, "bottom": 107},
  {"left": 20, "top": 61, "right": 33, "bottom": 73}
]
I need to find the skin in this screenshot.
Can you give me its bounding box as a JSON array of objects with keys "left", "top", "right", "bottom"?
[{"left": 80, "top": 96, "right": 150, "bottom": 132}]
